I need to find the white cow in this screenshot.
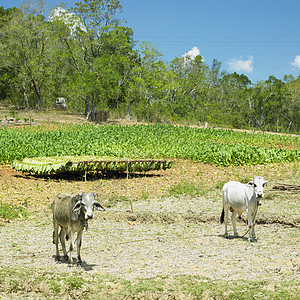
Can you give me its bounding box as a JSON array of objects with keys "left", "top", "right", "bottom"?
[
  {"left": 220, "top": 176, "right": 267, "bottom": 242},
  {"left": 55, "top": 97, "right": 67, "bottom": 110}
]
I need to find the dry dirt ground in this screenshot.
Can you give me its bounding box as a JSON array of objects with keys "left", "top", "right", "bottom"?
[{"left": 0, "top": 108, "right": 299, "bottom": 299}]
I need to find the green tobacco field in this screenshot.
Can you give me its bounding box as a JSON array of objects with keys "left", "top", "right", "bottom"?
[{"left": 1, "top": 124, "right": 299, "bottom": 168}]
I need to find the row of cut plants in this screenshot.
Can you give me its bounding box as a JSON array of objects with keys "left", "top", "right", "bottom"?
[{"left": 12, "top": 156, "right": 173, "bottom": 175}]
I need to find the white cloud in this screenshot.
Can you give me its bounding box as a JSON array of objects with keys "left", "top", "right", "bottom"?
[
  {"left": 228, "top": 56, "right": 254, "bottom": 73},
  {"left": 182, "top": 46, "right": 203, "bottom": 61},
  {"left": 49, "top": 7, "right": 86, "bottom": 33},
  {"left": 291, "top": 55, "right": 300, "bottom": 68},
  {"left": 49, "top": 7, "right": 67, "bottom": 21}
]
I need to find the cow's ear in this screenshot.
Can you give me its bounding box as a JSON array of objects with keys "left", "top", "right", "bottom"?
[
  {"left": 94, "top": 201, "right": 105, "bottom": 211},
  {"left": 263, "top": 180, "right": 268, "bottom": 186},
  {"left": 73, "top": 194, "right": 82, "bottom": 202},
  {"left": 73, "top": 201, "right": 82, "bottom": 212}
]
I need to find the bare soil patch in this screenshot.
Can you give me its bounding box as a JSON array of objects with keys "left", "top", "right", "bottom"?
[{"left": 0, "top": 196, "right": 299, "bottom": 283}]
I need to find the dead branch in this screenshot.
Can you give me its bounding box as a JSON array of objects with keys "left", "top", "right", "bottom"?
[{"left": 273, "top": 183, "right": 300, "bottom": 192}]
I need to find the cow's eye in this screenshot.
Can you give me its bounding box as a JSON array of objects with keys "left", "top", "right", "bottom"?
[{"left": 254, "top": 184, "right": 257, "bottom": 188}]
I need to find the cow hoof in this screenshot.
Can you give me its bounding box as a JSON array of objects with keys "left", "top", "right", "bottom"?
[
  {"left": 61, "top": 255, "right": 69, "bottom": 263},
  {"left": 77, "top": 260, "right": 82, "bottom": 266},
  {"left": 55, "top": 256, "right": 60, "bottom": 262}
]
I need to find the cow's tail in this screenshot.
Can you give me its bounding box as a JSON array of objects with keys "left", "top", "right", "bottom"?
[{"left": 220, "top": 207, "right": 225, "bottom": 224}]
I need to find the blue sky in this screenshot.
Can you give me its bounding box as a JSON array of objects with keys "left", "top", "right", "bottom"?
[{"left": 2, "top": 0, "right": 300, "bottom": 83}]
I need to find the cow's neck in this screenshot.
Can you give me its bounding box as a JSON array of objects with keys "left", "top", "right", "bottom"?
[{"left": 79, "top": 210, "right": 89, "bottom": 230}]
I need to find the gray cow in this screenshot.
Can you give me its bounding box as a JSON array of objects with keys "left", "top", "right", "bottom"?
[{"left": 51, "top": 192, "right": 105, "bottom": 264}]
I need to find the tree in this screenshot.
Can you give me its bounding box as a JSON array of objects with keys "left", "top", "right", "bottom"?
[
  {"left": 0, "top": 1, "right": 54, "bottom": 110},
  {"left": 0, "top": 6, "right": 21, "bottom": 102},
  {"left": 97, "top": 25, "right": 138, "bottom": 111},
  {"left": 287, "top": 76, "right": 300, "bottom": 132},
  {"left": 0, "top": 6, "right": 20, "bottom": 28},
  {"left": 110, "top": 40, "right": 166, "bottom": 121},
  {"left": 129, "top": 41, "right": 172, "bottom": 122},
  {"left": 169, "top": 54, "right": 210, "bottom": 123},
  {"left": 219, "top": 72, "right": 252, "bottom": 128},
  {"left": 51, "top": 0, "right": 123, "bottom": 119}
]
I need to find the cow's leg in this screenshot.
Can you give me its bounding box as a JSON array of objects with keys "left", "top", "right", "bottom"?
[
  {"left": 251, "top": 209, "right": 258, "bottom": 240},
  {"left": 68, "top": 230, "right": 75, "bottom": 264},
  {"left": 76, "top": 230, "right": 83, "bottom": 265},
  {"left": 246, "top": 208, "right": 254, "bottom": 242},
  {"left": 251, "top": 223, "right": 256, "bottom": 240},
  {"left": 53, "top": 221, "right": 60, "bottom": 261},
  {"left": 224, "top": 204, "right": 229, "bottom": 237},
  {"left": 222, "top": 189, "right": 230, "bottom": 238},
  {"left": 59, "top": 227, "right": 69, "bottom": 262},
  {"left": 231, "top": 210, "right": 238, "bottom": 237}
]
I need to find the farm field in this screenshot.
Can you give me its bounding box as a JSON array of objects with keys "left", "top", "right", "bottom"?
[
  {"left": 0, "top": 110, "right": 299, "bottom": 299},
  {"left": 1, "top": 122, "right": 299, "bottom": 166}
]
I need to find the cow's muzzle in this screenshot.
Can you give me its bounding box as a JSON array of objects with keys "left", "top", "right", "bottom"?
[{"left": 86, "top": 214, "right": 94, "bottom": 219}]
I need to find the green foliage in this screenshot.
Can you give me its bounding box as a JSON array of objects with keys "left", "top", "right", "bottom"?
[
  {"left": 49, "top": 281, "right": 61, "bottom": 294},
  {"left": 1, "top": 124, "right": 299, "bottom": 167},
  {"left": 65, "top": 276, "right": 84, "bottom": 290},
  {"left": 168, "top": 180, "right": 205, "bottom": 198},
  {"left": 0, "top": 3, "right": 299, "bottom": 132},
  {"left": 139, "top": 191, "right": 151, "bottom": 201},
  {"left": 127, "top": 278, "right": 164, "bottom": 294},
  {"left": 0, "top": 200, "right": 27, "bottom": 220},
  {"left": 215, "top": 176, "right": 253, "bottom": 189},
  {"left": 0, "top": 3, "right": 55, "bottom": 111},
  {"left": 176, "top": 275, "right": 299, "bottom": 299},
  {"left": 215, "top": 180, "right": 227, "bottom": 190},
  {"left": 0, "top": 267, "right": 299, "bottom": 299}
]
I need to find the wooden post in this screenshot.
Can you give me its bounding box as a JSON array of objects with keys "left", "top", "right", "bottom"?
[
  {"left": 127, "top": 161, "right": 129, "bottom": 180},
  {"left": 127, "top": 161, "right": 134, "bottom": 213},
  {"left": 84, "top": 162, "right": 87, "bottom": 182}
]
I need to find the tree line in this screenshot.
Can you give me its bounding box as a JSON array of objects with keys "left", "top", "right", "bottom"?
[{"left": 0, "top": 0, "right": 299, "bottom": 133}]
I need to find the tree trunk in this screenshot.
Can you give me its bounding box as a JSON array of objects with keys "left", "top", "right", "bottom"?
[
  {"left": 85, "top": 97, "right": 90, "bottom": 117},
  {"left": 126, "top": 97, "right": 137, "bottom": 120},
  {"left": 37, "top": 93, "right": 42, "bottom": 111},
  {"left": 32, "top": 79, "right": 42, "bottom": 111},
  {"left": 91, "top": 94, "right": 96, "bottom": 122},
  {"left": 21, "top": 83, "right": 29, "bottom": 110}
]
